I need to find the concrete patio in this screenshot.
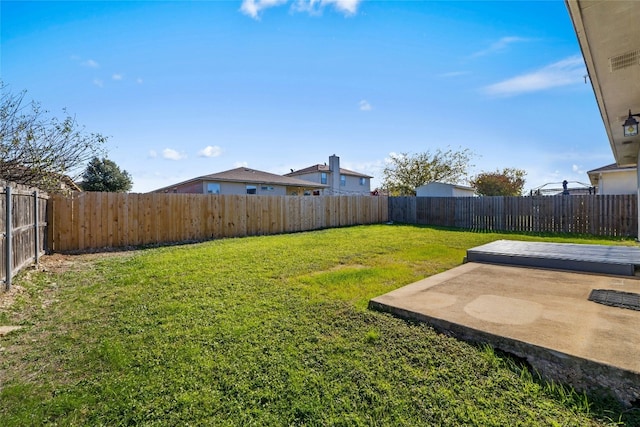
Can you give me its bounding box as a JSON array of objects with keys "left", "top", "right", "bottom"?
[{"left": 369, "top": 259, "right": 640, "bottom": 406}]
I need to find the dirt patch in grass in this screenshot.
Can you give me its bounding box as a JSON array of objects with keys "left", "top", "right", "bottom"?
[
  {"left": 38, "top": 251, "right": 133, "bottom": 274},
  {"left": 0, "top": 285, "right": 27, "bottom": 311}
]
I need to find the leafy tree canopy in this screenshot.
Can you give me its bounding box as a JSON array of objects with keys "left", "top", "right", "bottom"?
[
  {"left": 470, "top": 168, "right": 526, "bottom": 196},
  {"left": 81, "top": 157, "right": 133, "bottom": 192},
  {"left": 0, "top": 82, "right": 106, "bottom": 193},
  {"left": 382, "top": 148, "right": 474, "bottom": 196}
]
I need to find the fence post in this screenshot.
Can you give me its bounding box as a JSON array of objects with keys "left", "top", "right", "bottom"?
[
  {"left": 5, "top": 186, "right": 12, "bottom": 291},
  {"left": 34, "top": 190, "right": 39, "bottom": 264}
]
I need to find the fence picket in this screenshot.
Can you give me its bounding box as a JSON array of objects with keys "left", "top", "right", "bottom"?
[
  {"left": 390, "top": 195, "right": 637, "bottom": 238},
  {"left": 45, "top": 193, "right": 387, "bottom": 252}
]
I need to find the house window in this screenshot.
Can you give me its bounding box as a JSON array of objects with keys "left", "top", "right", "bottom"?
[
  {"left": 246, "top": 185, "right": 257, "bottom": 195},
  {"left": 321, "top": 172, "right": 327, "bottom": 185},
  {"left": 261, "top": 186, "right": 274, "bottom": 191},
  {"left": 359, "top": 177, "right": 366, "bottom": 186},
  {"left": 340, "top": 175, "right": 346, "bottom": 186},
  {"left": 207, "top": 183, "right": 220, "bottom": 194}
]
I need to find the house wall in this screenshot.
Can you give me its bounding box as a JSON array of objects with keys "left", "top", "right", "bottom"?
[
  {"left": 417, "top": 183, "right": 449, "bottom": 197},
  {"left": 218, "top": 182, "right": 289, "bottom": 196},
  {"left": 340, "top": 175, "right": 370, "bottom": 195},
  {"left": 416, "top": 182, "right": 474, "bottom": 197},
  {"left": 598, "top": 170, "right": 637, "bottom": 195},
  {"left": 291, "top": 170, "right": 369, "bottom": 195},
  {"left": 452, "top": 187, "right": 476, "bottom": 197},
  {"left": 289, "top": 172, "right": 323, "bottom": 185},
  {"left": 155, "top": 180, "right": 306, "bottom": 196}
]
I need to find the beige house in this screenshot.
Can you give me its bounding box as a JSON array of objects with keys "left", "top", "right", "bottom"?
[
  {"left": 285, "top": 155, "right": 372, "bottom": 196},
  {"left": 416, "top": 182, "right": 476, "bottom": 197},
  {"left": 587, "top": 164, "right": 637, "bottom": 195},
  {"left": 151, "top": 167, "right": 326, "bottom": 196}
]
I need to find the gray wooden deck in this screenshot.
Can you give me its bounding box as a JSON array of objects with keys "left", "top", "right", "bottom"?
[{"left": 466, "top": 240, "right": 640, "bottom": 276}]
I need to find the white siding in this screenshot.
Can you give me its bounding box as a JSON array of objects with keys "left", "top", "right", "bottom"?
[
  {"left": 598, "top": 170, "right": 637, "bottom": 195},
  {"left": 416, "top": 182, "right": 475, "bottom": 197}
]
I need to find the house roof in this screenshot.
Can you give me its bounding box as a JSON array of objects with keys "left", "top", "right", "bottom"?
[
  {"left": 586, "top": 163, "right": 636, "bottom": 175},
  {"left": 586, "top": 163, "right": 636, "bottom": 186},
  {"left": 152, "top": 167, "right": 327, "bottom": 193},
  {"left": 285, "top": 164, "right": 373, "bottom": 178}
]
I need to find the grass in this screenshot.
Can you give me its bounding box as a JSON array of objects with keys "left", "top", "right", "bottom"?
[{"left": 0, "top": 224, "right": 638, "bottom": 426}]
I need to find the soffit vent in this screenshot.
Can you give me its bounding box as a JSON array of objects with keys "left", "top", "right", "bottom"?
[{"left": 609, "top": 50, "right": 640, "bottom": 72}]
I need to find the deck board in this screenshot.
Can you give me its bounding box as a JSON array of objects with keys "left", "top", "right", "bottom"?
[{"left": 466, "top": 240, "right": 640, "bottom": 276}]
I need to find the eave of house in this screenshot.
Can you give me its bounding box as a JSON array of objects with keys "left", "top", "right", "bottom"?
[{"left": 566, "top": 0, "right": 640, "bottom": 167}]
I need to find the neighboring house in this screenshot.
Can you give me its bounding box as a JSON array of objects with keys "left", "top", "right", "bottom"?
[
  {"left": 60, "top": 175, "right": 82, "bottom": 193},
  {"left": 151, "top": 167, "right": 326, "bottom": 196},
  {"left": 285, "top": 155, "right": 372, "bottom": 195},
  {"left": 416, "top": 182, "right": 476, "bottom": 197},
  {"left": 587, "top": 163, "right": 637, "bottom": 195}
]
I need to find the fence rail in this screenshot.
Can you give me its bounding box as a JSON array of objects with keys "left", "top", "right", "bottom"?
[
  {"left": 389, "top": 195, "right": 638, "bottom": 237},
  {"left": 48, "top": 193, "right": 389, "bottom": 252},
  {"left": 0, "top": 183, "right": 49, "bottom": 290}
]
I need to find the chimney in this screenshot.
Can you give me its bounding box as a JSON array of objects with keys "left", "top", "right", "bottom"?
[{"left": 329, "top": 154, "right": 340, "bottom": 195}]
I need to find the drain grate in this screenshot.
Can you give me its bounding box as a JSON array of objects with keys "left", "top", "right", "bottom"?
[{"left": 588, "top": 289, "right": 640, "bottom": 311}]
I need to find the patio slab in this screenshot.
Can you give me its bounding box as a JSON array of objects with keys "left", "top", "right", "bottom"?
[{"left": 369, "top": 262, "right": 640, "bottom": 406}]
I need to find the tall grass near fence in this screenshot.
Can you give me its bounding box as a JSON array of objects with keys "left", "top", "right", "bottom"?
[{"left": 48, "top": 193, "right": 388, "bottom": 252}]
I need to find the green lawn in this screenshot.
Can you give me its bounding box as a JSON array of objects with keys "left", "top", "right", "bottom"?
[{"left": 0, "top": 224, "right": 636, "bottom": 426}]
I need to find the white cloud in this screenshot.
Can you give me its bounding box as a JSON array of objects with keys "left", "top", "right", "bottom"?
[
  {"left": 572, "top": 164, "right": 585, "bottom": 174},
  {"left": 148, "top": 150, "right": 157, "bottom": 158},
  {"left": 198, "top": 145, "right": 223, "bottom": 158},
  {"left": 483, "top": 55, "right": 586, "bottom": 97},
  {"left": 136, "top": 78, "right": 144, "bottom": 84},
  {"left": 240, "top": 0, "right": 287, "bottom": 19},
  {"left": 112, "top": 73, "right": 123, "bottom": 81},
  {"left": 293, "top": 0, "right": 362, "bottom": 16},
  {"left": 234, "top": 161, "right": 249, "bottom": 168},
  {"left": 359, "top": 99, "right": 372, "bottom": 111},
  {"left": 471, "top": 36, "right": 531, "bottom": 58},
  {"left": 240, "top": 0, "right": 361, "bottom": 19},
  {"left": 93, "top": 78, "right": 104, "bottom": 88},
  {"left": 162, "top": 148, "right": 187, "bottom": 161},
  {"left": 324, "top": 0, "right": 361, "bottom": 15},
  {"left": 83, "top": 59, "right": 100, "bottom": 68}
]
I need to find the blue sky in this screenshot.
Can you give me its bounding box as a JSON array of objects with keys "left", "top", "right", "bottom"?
[{"left": 1, "top": 0, "right": 612, "bottom": 193}]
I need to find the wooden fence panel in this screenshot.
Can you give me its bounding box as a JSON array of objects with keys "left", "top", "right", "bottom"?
[
  {"left": 48, "top": 193, "right": 388, "bottom": 252},
  {"left": 0, "top": 184, "right": 48, "bottom": 291},
  {"left": 389, "top": 195, "right": 638, "bottom": 238}
]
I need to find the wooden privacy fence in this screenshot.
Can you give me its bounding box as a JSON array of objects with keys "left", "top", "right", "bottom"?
[
  {"left": 0, "top": 183, "right": 48, "bottom": 290},
  {"left": 389, "top": 195, "right": 637, "bottom": 237},
  {"left": 48, "top": 193, "right": 389, "bottom": 252}
]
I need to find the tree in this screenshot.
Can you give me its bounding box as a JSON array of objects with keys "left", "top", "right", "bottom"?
[
  {"left": 382, "top": 148, "right": 474, "bottom": 196},
  {"left": 0, "top": 83, "right": 106, "bottom": 192},
  {"left": 470, "top": 168, "right": 526, "bottom": 196},
  {"left": 81, "top": 157, "right": 133, "bottom": 192}
]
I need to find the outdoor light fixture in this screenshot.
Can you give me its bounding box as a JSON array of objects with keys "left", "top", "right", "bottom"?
[{"left": 623, "top": 109, "right": 640, "bottom": 137}]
